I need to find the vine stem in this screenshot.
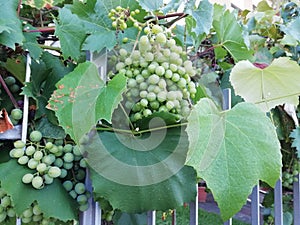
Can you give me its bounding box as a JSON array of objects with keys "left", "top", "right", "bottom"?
[
  {"left": 97, "top": 122, "right": 187, "bottom": 135},
  {"left": 0, "top": 74, "right": 19, "bottom": 109},
  {"left": 23, "top": 27, "right": 55, "bottom": 33},
  {"left": 17, "top": 0, "right": 22, "bottom": 16},
  {"left": 39, "top": 44, "right": 61, "bottom": 53}
]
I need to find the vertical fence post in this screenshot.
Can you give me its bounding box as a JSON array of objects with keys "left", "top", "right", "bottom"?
[
  {"left": 251, "top": 185, "right": 260, "bottom": 225},
  {"left": 147, "top": 211, "right": 156, "bottom": 225},
  {"left": 189, "top": 183, "right": 198, "bottom": 225},
  {"left": 274, "top": 179, "right": 283, "bottom": 225},
  {"left": 294, "top": 174, "right": 300, "bottom": 225}
]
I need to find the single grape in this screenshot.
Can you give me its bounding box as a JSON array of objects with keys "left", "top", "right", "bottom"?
[
  {"left": 13, "top": 140, "right": 25, "bottom": 148},
  {"left": 42, "top": 154, "right": 56, "bottom": 165},
  {"left": 155, "top": 66, "right": 165, "bottom": 76},
  {"left": 140, "top": 99, "right": 148, "bottom": 107},
  {"left": 7, "top": 208, "right": 15, "bottom": 217},
  {"left": 33, "top": 151, "right": 43, "bottom": 161},
  {"left": 32, "top": 176, "right": 43, "bottom": 189},
  {"left": 69, "top": 190, "right": 77, "bottom": 199},
  {"left": 4, "top": 76, "right": 16, "bottom": 86},
  {"left": 75, "top": 169, "right": 86, "bottom": 181},
  {"left": 79, "top": 158, "right": 87, "bottom": 168},
  {"left": 155, "top": 33, "right": 167, "bottom": 44},
  {"left": 43, "top": 174, "right": 54, "bottom": 184},
  {"left": 63, "top": 162, "right": 74, "bottom": 170},
  {"left": 157, "top": 91, "right": 167, "bottom": 102},
  {"left": 48, "top": 166, "right": 61, "bottom": 178},
  {"left": 33, "top": 214, "right": 43, "bottom": 222},
  {"left": 54, "top": 158, "right": 64, "bottom": 167},
  {"left": 0, "top": 212, "right": 7, "bottom": 223},
  {"left": 32, "top": 204, "right": 42, "bottom": 215},
  {"left": 63, "top": 180, "right": 73, "bottom": 192},
  {"left": 36, "top": 163, "right": 47, "bottom": 173},
  {"left": 11, "top": 108, "right": 23, "bottom": 120},
  {"left": 151, "top": 24, "right": 163, "bottom": 34},
  {"left": 147, "top": 92, "right": 156, "bottom": 102},
  {"left": 79, "top": 203, "right": 90, "bottom": 212},
  {"left": 143, "top": 109, "right": 152, "bottom": 117},
  {"left": 148, "top": 74, "right": 160, "bottom": 85},
  {"left": 59, "top": 168, "right": 68, "bottom": 178},
  {"left": 74, "top": 182, "right": 86, "bottom": 195},
  {"left": 1, "top": 196, "right": 10, "bottom": 207},
  {"left": 22, "top": 208, "right": 33, "bottom": 218},
  {"left": 63, "top": 144, "right": 73, "bottom": 153},
  {"left": 29, "top": 130, "right": 43, "bottom": 142},
  {"left": 12, "top": 148, "right": 24, "bottom": 158},
  {"left": 21, "top": 217, "right": 32, "bottom": 223},
  {"left": 63, "top": 152, "right": 74, "bottom": 163},
  {"left": 27, "top": 159, "right": 39, "bottom": 169},
  {"left": 18, "top": 155, "right": 29, "bottom": 165}
]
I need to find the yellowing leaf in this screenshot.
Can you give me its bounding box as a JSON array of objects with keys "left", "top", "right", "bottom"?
[{"left": 230, "top": 57, "right": 300, "bottom": 112}]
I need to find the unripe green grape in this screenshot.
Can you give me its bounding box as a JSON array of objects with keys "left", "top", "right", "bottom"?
[
  {"left": 143, "top": 109, "right": 152, "bottom": 117},
  {"left": 54, "top": 158, "right": 63, "bottom": 167},
  {"left": 139, "top": 82, "right": 148, "bottom": 90},
  {"left": 135, "top": 9, "right": 140, "bottom": 14},
  {"left": 147, "top": 64, "right": 156, "bottom": 73},
  {"left": 79, "top": 203, "right": 90, "bottom": 212},
  {"left": 37, "top": 163, "right": 47, "bottom": 173},
  {"left": 1, "top": 196, "right": 11, "bottom": 207},
  {"left": 63, "top": 144, "right": 73, "bottom": 153},
  {"left": 33, "top": 214, "right": 43, "bottom": 222},
  {"left": 169, "top": 64, "right": 178, "bottom": 72},
  {"left": 77, "top": 194, "right": 88, "bottom": 205},
  {"left": 157, "top": 91, "right": 167, "bottom": 102},
  {"left": 22, "top": 217, "right": 32, "bottom": 223},
  {"left": 140, "top": 99, "right": 148, "bottom": 107},
  {"left": 177, "top": 66, "right": 186, "bottom": 75},
  {"left": 28, "top": 158, "right": 39, "bottom": 169},
  {"left": 153, "top": 86, "right": 162, "bottom": 94},
  {"left": 161, "top": 62, "right": 169, "bottom": 70},
  {"left": 75, "top": 169, "right": 86, "bottom": 181},
  {"left": 144, "top": 52, "right": 154, "bottom": 62},
  {"left": 125, "top": 69, "right": 133, "bottom": 78},
  {"left": 139, "top": 35, "right": 149, "bottom": 45},
  {"left": 175, "top": 57, "right": 183, "bottom": 66},
  {"left": 18, "top": 155, "right": 29, "bottom": 165},
  {"left": 167, "top": 39, "right": 176, "bottom": 48},
  {"left": 122, "top": 37, "right": 128, "bottom": 43},
  {"left": 45, "top": 142, "right": 53, "bottom": 150},
  {"left": 4, "top": 76, "right": 16, "bottom": 86},
  {"left": 69, "top": 190, "right": 77, "bottom": 199},
  {"left": 29, "top": 130, "right": 43, "bottom": 142},
  {"left": 42, "top": 154, "right": 56, "bottom": 165},
  {"left": 125, "top": 57, "right": 132, "bottom": 66},
  {"left": 150, "top": 101, "right": 160, "bottom": 110},
  {"left": 48, "top": 166, "right": 61, "bottom": 178},
  {"left": 22, "top": 208, "right": 33, "bottom": 218},
  {"left": 11, "top": 108, "right": 23, "bottom": 120},
  {"left": 63, "top": 152, "right": 74, "bottom": 163},
  {"left": 59, "top": 168, "right": 68, "bottom": 178},
  {"left": 12, "top": 148, "right": 24, "bottom": 158},
  {"left": 63, "top": 162, "right": 73, "bottom": 170},
  {"left": 135, "top": 75, "right": 144, "bottom": 83},
  {"left": 141, "top": 69, "right": 150, "bottom": 78},
  {"left": 49, "top": 145, "right": 58, "bottom": 154},
  {"left": 164, "top": 69, "right": 173, "bottom": 79},
  {"left": 151, "top": 24, "right": 163, "bottom": 34},
  {"left": 171, "top": 73, "right": 180, "bottom": 82},
  {"left": 72, "top": 145, "right": 82, "bottom": 156},
  {"left": 130, "top": 88, "right": 139, "bottom": 97},
  {"left": 33, "top": 204, "right": 42, "bottom": 215},
  {"left": 14, "top": 140, "right": 25, "bottom": 149},
  {"left": 115, "top": 62, "right": 125, "bottom": 71},
  {"left": 33, "top": 151, "right": 43, "bottom": 161},
  {"left": 0, "top": 189, "right": 6, "bottom": 198},
  {"left": 167, "top": 91, "right": 177, "bottom": 101},
  {"left": 148, "top": 74, "right": 160, "bottom": 85},
  {"left": 147, "top": 92, "right": 156, "bottom": 101},
  {"left": 166, "top": 101, "right": 175, "bottom": 110},
  {"left": 43, "top": 174, "right": 53, "bottom": 184},
  {"left": 79, "top": 158, "right": 87, "bottom": 168},
  {"left": 158, "top": 79, "right": 167, "bottom": 89},
  {"left": 7, "top": 208, "right": 15, "bottom": 217},
  {"left": 32, "top": 176, "right": 43, "bottom": 189},
  {"left": 155, "top": 32, "right": 167, "bottom": 44},
  {"left": 120, "top": 22, "right": 127, "bottom": 30},
  {"left": 159, "top": 105, "right": 168, "bottom": 112},
  {"left": 178, "top": 78, "right": 187, "bottom": 88},
  {"left": 0, "top": 212, "right": 6, "bottom": 223},
  {"left": 155, "top": 66, "right": 165, "bottom": 76},
  {"left": 127, "top": 78, "right": 137, "bottom": 88},
  {"left": 112, "top": 21, "right": 117, "bottom": 28},
  {"left": 74, "top": 182, "right": 86, "bottom": 195}
]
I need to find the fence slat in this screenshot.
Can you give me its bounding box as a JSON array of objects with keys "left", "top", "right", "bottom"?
[
  {"left": 274, "top": 179, "right": 283, "bottom": 225},
  {"left": 294, "top": 174, "right": 300, "bottom": 225},
  {"left": 251, "top": 185, "right": 260, "bottom": 225},
  {"left": 224, "top": 220, "right": 232, "bottom": 225},
  {"left": 147, "top": 211, "right": 156, "bottom": 225}
]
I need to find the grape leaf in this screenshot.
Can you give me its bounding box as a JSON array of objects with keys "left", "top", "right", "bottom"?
[
  {"left": 47, "top": 61, "right": 127, "bottom": 143},
  {"left": 185, "top": 0, "right": 213, "bottom": 36},
  {"left": 185, "top": 98, "right": 281, "bottom": 220},
  {"left": 55, "top": 0, "right": 143, "bottom": 60},
  {"left": 113, "top": 211, "right": 147, "bottom": 225},
  {"left": 281, "top": 17, "right": 300, "bottom": 43},
  {"left": 230, "top": 57, "right": 300, "bottom": 112},
  {"left": 138, "top": 0, "right": 163, "bottom": 11},
  {"left": 23, "top": 25, "right": 43, "bottom": 60},
  {"left": 290, "top": 127, "right": 300, "bottom": 158},
  {"left": 0, "top": 160, "right": 77, "bottom": 221},
  {"left": 0, "top": 1, "right": 24, "bottom": 49},
  {"left": 213, "top": 7, "right": 253, "bottom": 61},
  {"left": 82, "top": 127, "right": 197, "bottom": 213},
  {"left": 24, "top": 0, "right": 65, "bottom": 9}
]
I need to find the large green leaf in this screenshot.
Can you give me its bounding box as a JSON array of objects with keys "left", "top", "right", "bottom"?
[
  {"left": 213, "top": 7, "right": 253, "bottom": 61},
  {"left": 138, "top": 0, "right": 163, "bottom": 11},
  {"left": 0, "top": 160, "right": 77, "bottom": 221},
  {"left": 230, "top": 57, "right": 300, "bottom": 112},
  {"left": 47, "top": 61, "right": 127, "bottom": 143},
  {"left": 281, "top": 17, "right": 300, "bottom": 44},
  {"left": 185, "top": 0, "right": 213, "bottom": 36},
  {"left": 186, "top": 98, "right": 281, "bottom": 220},
  {"left": 0, "top": 1, "right": 24, "bottom": 49},
  {"left": 55, "top": 0, "right": 143, "bottom": 60},
  {"left": 82, "top": 127, "right": 197, "bottom": 212}
]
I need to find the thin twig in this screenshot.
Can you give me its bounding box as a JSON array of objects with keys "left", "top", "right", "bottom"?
[
  {"left": 157, "top": 12, "right": 187, "bottom": 20},
  {"left": 17, "top": 0, "right": 22, "bottom": 16},
  {"left": 23, "top": 27, "right": 55, "bottom": 33},
  {"left": 0, "top": 75, "right": 19, "bottom": 109}
]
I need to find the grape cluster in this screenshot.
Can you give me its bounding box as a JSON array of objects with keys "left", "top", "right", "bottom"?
[
  {"left": 108, "top": 6, "right": 141, "bottom": 33},
  {"left": 3, "top": 76, "right": 20, "bottom": 94},
  {"left": 9, "top": 130, "right": 90, "bottom": 211},
  {"left": 0, "top": 186, "right": 15, "bottom": 223},
  {"left": 110, "top": 25, "right": 199, "bottom": 123},
  {"left": 282, "top": 161, "right": 300, "bottom": 189},
  {"left": 10, "top": 108, "right": 23, "bottom": 125}
]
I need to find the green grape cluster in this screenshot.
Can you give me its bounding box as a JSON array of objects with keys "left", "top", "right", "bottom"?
[
  {"left": 108, "top": 6, "right": 141, "bottom": 33},
  {"left": 282, "top": 160, "right": 300, "bottom": 189},
  {"left": 4, "top": 76, "right": 20, "bottom": 94},
  {"left": 110, "top": 25, "right": 199, "bottom": 123},
  {"left": 9, "top": 131, "right": 90, "bottom": 211},
  {"left": 0, "top": 186, "right": 15, "bottom": 223}
]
